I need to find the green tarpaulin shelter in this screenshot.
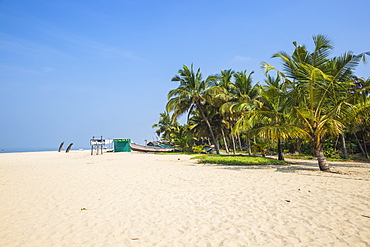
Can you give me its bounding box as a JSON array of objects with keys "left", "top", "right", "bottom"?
[{"left": 113, "top": 139, "right": 131, "bottom": 152}]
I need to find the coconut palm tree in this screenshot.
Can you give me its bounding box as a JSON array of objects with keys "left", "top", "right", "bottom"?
[
  {"left": 233, "top": 70, "right": 258, "bottom": 153},
  {"left": 213, "top": 69, "right": 239, "bottom": 153},
  {"left": 166, "top": 64, "right": 220, "bottom": 154},
  {"left": 217, "top": 70, "right": 258, "bottom": 154},
  {"left": 152, "top": 111, "right": 178, "bottom": 140},
  {"left": 263, "top": 35, "right": 369, "bottom": 171}
]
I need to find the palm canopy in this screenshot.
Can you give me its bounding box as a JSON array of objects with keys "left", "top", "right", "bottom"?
[
  {"left": 233, "top": 70, "right": 255, "bottom": 96},
  {"left": 166, "top": 64, "right": 216, "bottom": 120},
  {"left": 219, "top": 70, "right": 259, "bottom": 115},
  {"left": 234, "top": 77, "right": 308, "bottom": 160},
  {"left": 216, "top": 69, "right": 234, "bottom": 90},
  {"left": 152, "top": 111, "right": 177, "bottom": 140},
  {"left": 340, "top": 77, "right": 370, "bottom": 158},
  {"left": 262, "top": 34, "right": 369, "bottom": 171}
]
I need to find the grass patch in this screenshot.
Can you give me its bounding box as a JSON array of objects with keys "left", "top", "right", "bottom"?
[
  {"left": 285, "top": 154, "right": 316, "bottom": 160},
  {"left": 195, "top": 155, "right": 288, "bottom": 166},
  {"left": 155, "top": 152, "right": 200, "bottom": 155},
  {"left": 285, "top": 154, "right": 370, "bottom": 162}
]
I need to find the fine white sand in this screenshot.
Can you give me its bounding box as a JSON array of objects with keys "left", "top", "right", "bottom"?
[{"left": 0, "top": 151, "right": 369, "bottom": 246}]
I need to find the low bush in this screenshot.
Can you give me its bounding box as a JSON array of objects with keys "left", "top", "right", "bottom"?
[
  {"left": 285, "top": 154, "right": 315, "bottom": 160},
  {"left": 194, "top": 155, "right": 288, "bottom": 166}
]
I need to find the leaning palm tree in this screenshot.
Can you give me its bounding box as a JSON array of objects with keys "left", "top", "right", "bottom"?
[
  {"left": 263, "top": 35, "right": 369, "bottom": 171},
  {"left": 166, "top": 64, "right": 220, "bottom": 154},
  {"left": 188, "top": 106, "right": 228, "bottom": 151}
]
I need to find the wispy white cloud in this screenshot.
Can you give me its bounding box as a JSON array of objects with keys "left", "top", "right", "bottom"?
[
  {"left": 0, "top": 32, "right": 75, "bottom": 59},
  {"left": 0, "top": 39, "right": 26, "bottom": 53},
  {"left": 233, "top": 55, "right": 253, "bottom": 62},
  {"left": 82, "top": 42, "right": 142, "bottom": 60},
  {"left": 19, "top": 15, "right": 142, "bottom": 61},
  {"left": 38, "top": 27, "right": 143, "bottom": 60},
  {"left": 0, "top": 65, "right": 42, "bottom": 75},
  {"left": 0, "top": 64, "right": 56, "bottom": 75},
  {"left": 0, "top": 14, "right": 141, "bottom": 61},
  {"left": 41, "top": 67, "right": 56, "bottom": 73}
]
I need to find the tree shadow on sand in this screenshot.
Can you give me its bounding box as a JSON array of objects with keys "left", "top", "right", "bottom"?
[{"left": 209, "top": 158, "right": 370, "bottom": 181}]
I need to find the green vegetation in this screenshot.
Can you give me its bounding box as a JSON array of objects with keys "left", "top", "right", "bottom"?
[
  {"left": 195, "top": 155, "right": 288, "bottom": 166},
  {"left": 155, "top": 152, "right": 199, "bottom": 155},
  {"left": 152, "top": 35, "right": 370, "bottom": 172},
  {"left": 285, "top": 154, "right": 316, "bottom": 160},
  {"left": 284, "top": 153, "right": 370, "bottom": 162}
]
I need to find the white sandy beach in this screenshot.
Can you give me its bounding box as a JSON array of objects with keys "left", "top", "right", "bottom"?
[{"left": 0, "top": 151, "right": 369, "bottom": 246}]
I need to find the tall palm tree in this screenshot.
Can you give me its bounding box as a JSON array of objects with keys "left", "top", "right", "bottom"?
[
  {"left": 166, "top": 64, "right": 220, "bottom": 154},
  {"left": 233, "top": 70, "right": 258, "bottom": 153},
  {"left": 218, "top": 70, "right": 258, "bottom": 154},
  {"left": 213, "top": 69, "right": 239, "bottom": 153},
  {"left": 263, "top": 35, "right": 369, "bottom": 171}
]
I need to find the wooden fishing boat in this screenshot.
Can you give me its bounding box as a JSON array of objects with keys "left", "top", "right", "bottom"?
[{"left": 130, "top": 143, "right": 175, "bottom": 152}]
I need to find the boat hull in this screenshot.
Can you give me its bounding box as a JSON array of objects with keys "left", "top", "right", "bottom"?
[{"left": 129, "top": 143, "right": 174, "bottom": 152}]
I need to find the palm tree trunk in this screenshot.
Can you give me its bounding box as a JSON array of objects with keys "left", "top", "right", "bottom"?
[
  {"left": 354, "top": 133, "right": 367, "bottom": 158},
  {"left": 237, "top": 134, "right": 243, "bottom": 151},
  {"left": 315, "top": 139, "right": 330, "bottom": 172},
  {"left": 277, "top": 138, "right": 284, "bottom": 161},
  {"left": 229, "top": 122, "right": 236, "bottom": 154},
  {"left": 362, "top": 132, "right": 369, "bottom": 159},
  {"left": 340, "top": 133, "right": 349, "bottom": 159},
  {"left": 311, "top": 139, "right": 316, "bottom": 156},
  {"left": 196, "top": 102, "right": 220, "bottom": 154},
  {"left": 231, "top": 134, "right": 236, "bottom": 154},
  {"left": 295, "top": 139, "right": 301, "bottom": 153},
  {"left": 221, "top": 128, "right": 229, "bottom": 154},
  {"left": 247, "top": 138, "right": 252, "bottom": 156}
]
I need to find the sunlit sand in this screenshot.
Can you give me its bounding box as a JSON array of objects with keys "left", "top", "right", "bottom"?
[{"left": 0, "top": 151, "right": 369, "bottom": 246}]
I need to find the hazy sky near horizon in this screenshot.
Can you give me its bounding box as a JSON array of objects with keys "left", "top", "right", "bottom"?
[{"left": 1, "top": 0, "right": 369, "bottom": 149}]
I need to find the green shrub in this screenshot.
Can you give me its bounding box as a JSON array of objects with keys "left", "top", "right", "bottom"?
[
  {"left": 323, "top": 147, "right": 342, "bottom": 159},
  {"left": 195, "top": 155, "right": 288, "bottom": 166},
  {"left": 286, "top": 153, "right": 315, "bottom": 160}
]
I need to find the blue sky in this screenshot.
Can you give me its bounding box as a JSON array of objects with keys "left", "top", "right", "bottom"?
[{"left": 1, "top": 0, "right": 369, "bottom": 150}]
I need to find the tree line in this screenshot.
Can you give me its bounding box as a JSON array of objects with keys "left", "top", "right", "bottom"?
[{"left": 153, "top": 35, "right": 370, "bottom": 172}]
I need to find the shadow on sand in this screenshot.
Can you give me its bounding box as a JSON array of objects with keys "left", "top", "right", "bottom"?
[{"left": 206, "top": 157, "right": 370, "bottom": 181}]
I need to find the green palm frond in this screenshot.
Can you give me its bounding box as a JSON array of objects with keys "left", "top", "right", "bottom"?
[
  {"left": 250, "top": 125, "right": 309, "bottom": 141},
  {"left": 310, "top": 34, "right": 333, "bottom": 67},
  {"left": 316, "top": 117, "right": 344, "bottom": 140}
]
